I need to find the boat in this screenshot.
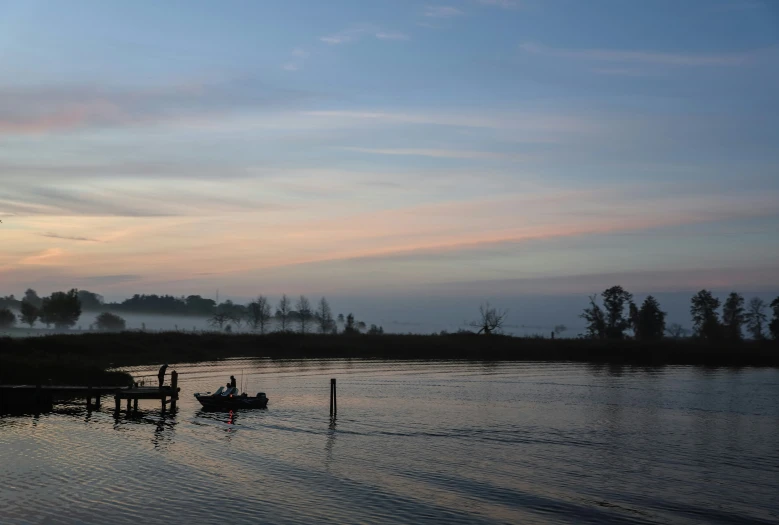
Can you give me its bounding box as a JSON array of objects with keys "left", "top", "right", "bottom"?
[{"left": 194, "top": 386, "right": 269, "bottom": 409}]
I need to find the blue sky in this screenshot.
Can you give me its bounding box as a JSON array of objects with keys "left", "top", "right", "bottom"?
[{"left": 0, "top": 0, "right": 778, "bottom": 308}]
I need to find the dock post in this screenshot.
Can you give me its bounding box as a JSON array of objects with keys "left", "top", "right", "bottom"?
[
  {"left": 126, "top": 398, "right": 131, "bottom": 411},
  {"left": 170, "top": 371, "right": 178, "bottom": 412},
  {"left": 115, "top": 395, "right": 120, "bottom": 412},
  {"left": 330, "top": 378, "right": 337, "bottom": 416},
  {"left": 87, "top": 385, "right": 93, "bottom": 409},
  {"left": 133, "top": 398, "right": 138, "bottom": 411}
]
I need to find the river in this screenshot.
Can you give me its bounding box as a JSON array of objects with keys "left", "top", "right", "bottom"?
[{"left": 1, "top": 360, "right": 778, "bottom": 524}]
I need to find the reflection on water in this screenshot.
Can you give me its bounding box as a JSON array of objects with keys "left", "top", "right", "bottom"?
[{"left": 1, "top": 360, "right": 778, "bottom": 524}]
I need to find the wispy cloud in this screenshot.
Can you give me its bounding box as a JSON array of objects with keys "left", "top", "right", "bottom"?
[
  {"left": 520, "top": 42, "right": 751, "bottom": 66},
  {"left": 39, "top": 232, "right": 100, "bottom": 242},
  {"left": 343, "top": 147, "right": 525, "bottom": 161},
  {"left": 282, "top": 63, "right": 300, "bottom": 71},
  {"left": 20, "top": 248, "right": 64, "bottom": 266},
  {"left": 376, "top": 32, "right": 411, "bottom": 41},
  {"left": 424, "top": 6, "right": 464, "bottom": 18},
  {"left": 476, "top": 0, "right": 519, "bottom": 9}
]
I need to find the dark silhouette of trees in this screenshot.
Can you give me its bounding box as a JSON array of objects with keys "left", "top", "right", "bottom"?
[
  {"left": 41, "top": 289, "right": 81, "bottom": 330},
  {"left": 77, "top": 290, "right": 104, "bottom": 311},
  {"left": 0, "top": 307, "right": 16, "bottom": 329},
  {"left": 24, "top": 289, "right": 42, "bottom": 308},
  {"left": 665, "top": 323, "right": 689, "bottom": 339},
  {"left": 602, "top": 286, "right": 633, "bottom": 339},
  {"left": 581, "top": 294, "right": 606, "bottom": 339},
  {"left": 209, "top": 311, "right": 232, "bottom": 331},
  {"left": 276, "top": 294, "right": 291, "bottom": 332},
  {"left": 247, "top": 295, "right": 272, "bottom": 333},
  {"left": 19, "top": 300, "right": 39, "bottom": 328},
  {"left": 769, "top": 297, "right": 779, "bottom": 340},
  {"left": 337, "top": 313, "right": 345, "bottom": 324},
  {"left": 95, "top": 312, "right": 126, "bottom": 331},
  {"left": 744, "top": 297, "right": 767, "bottom": 340},
  {"left": 634, "top": 295, "right": 666, "bottom": 341},
  {"left": 690, "top": 289, "right": 721, "bottom": 340},
  {"left": 296, "top": 295, "right": 312, "bottom": 334},
  {"left": 471, "top": 302, "right": 508, "bottom": 335},
  {"left": 722, "top": 292, "right": 745, "bottom": 341},
  {"left": 0, "top": 295, "right": 20, "bottom": 310},
  {"left": 315, "top": 297, "right": 334, "bottom": 334},
  {"left": 367, "top": 324, "right": 384, "bottom": 335},
  {"left": 343, "top": 313, "right": 360, "bottom": 334}
]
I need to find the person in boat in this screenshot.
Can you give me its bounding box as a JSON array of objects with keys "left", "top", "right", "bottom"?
[
  {"left": 158, "top": 363, "right": 168, "bottom": 388},
  {"left": 230, "top": 375, "right": 237, "bottom": 389}
]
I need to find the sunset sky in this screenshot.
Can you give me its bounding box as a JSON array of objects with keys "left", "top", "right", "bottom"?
[{"left": 1, "top": 0, "right": 778, "bottom": 304}]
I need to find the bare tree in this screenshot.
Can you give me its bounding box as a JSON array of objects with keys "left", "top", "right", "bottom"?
[
  {"left": 745, "top": 297, "right": 767, "bottom": 340},
  {"left": 247, "top": 295, "right": 272, "bottom": 334},
  {"left": 296, "top": 295, "right": 312, "bottom": 334},
  {"left": 665, "top": 323, "right": 689, "bottom": 339},
  {"left": 315, "top": 297, "right": 334, "bottom": 334},
  {"left": 553, "top": 324, "right": 567, "bottom": 336},
  {"left": 209, "top": 311, "right": 231, "bottom": 331},
  {"left": 470, "top": 302, "right": 508, "bottom": 335},
  {"left": 276, "top": 294, "right": 291, "bottom": 332}
]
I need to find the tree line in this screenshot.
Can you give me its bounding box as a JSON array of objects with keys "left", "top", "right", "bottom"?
[
  {"left": 581, "top": 286, "right": 779, "bottom": 341},
  {"left": 0, "top": 288, "right": 383, "bottom": 335}
]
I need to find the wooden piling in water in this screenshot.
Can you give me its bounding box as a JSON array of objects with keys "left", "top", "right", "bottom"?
[
  {"left": 170, "top": 371, "right": 178, "bottom": 411},
  {"left": 330, "top": 378, "right": 337, "bottom": 416}
]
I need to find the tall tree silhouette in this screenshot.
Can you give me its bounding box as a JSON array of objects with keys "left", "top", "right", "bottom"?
[
  {"left": 602, "top": 286, "right": 633, "bottom": 339},
  {"left": 581, "top": 294, "right": 606, "bottom": 339},
  {"left": 276, "top": 294, "right": 291, "bottom": 332},
  {"left": 315, "top": 297, "right": 334, "bottom": 334},
  {"left": 634, "top": 295, "right": 666, "bottom": 341},
  {"left": 296, "top": 295, "right": 312, "bottom": 334},
  {"left": 744, "top": 297, "right": 767, "bottom": 340},
  {"left": 769, "top": 297, "right": 779, "bottom": 340},
  {"left": 722, "top": 292, "right": 745, "bottom": 341},
  {"left": 470, "top": 302, "right": 508, "bottom": 335},
  {"left": 24, "top": 289, "right": 42, "bottom": 308},
  {"left": 247, "top": 295, "right": 272, "bottom": 334},
  {"left": 690, "top": 289, "right": 721, "bottom": 340},
  {"left": 41, "top": 289, "right": 81, "bottom": 329},
  {"left": 19, "top": 300, "right": 39, "bottom": 328},
  {"left": 0, "top": 307, "right": 16, "bottom": 329}
]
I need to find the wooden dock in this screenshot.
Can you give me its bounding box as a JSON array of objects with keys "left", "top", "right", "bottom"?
[{"left": 0, "top": 371, "right": 180, "bottom": 413}]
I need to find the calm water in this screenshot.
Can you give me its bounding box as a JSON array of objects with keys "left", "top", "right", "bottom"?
[{"left": 1, "top": 360, "right": 778, "bottom": 524}]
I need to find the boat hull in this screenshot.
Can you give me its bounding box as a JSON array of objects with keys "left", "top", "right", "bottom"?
[{"left": 194, "top": 394, "right": 268, "bottom": 409}]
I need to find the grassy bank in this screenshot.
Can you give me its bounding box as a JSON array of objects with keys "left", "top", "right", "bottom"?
[{"left": 1, "top": 331, "right": 777, "bottom": 385}]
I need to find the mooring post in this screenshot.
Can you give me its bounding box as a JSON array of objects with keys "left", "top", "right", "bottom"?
[
  {"left": 126, "top": 398, "right": 131, "bottom": 411},
  {"left": 133, "top": 398, "right": 138, "bottom": 411},
  {"left": 330, "top": 378, "right": 337, "bottom": 416},
  {"left": 170, "top": 371, "right": 178, "bottom": 411},
  {"left": 114, "top": 395, "right": 120, "bottom": 412},
  {"left": 87, "top": 384, "right": 93, "bottom": 409}
]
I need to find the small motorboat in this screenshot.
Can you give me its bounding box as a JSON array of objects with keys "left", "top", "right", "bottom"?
[{"left": 194, "top": 386, "right": 269, "bottom": 409}]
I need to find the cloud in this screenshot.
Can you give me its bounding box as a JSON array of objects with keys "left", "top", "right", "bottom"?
[
  {"left": 520, "top": 42, "right": 751, "bottom": 66},
  {"left": 424, "top": 6, "right": 464, "bottom": 18},
  {"left": 39, "top": 232, "right": 100, "bottom": 242},
  {"left": 282, "top": 63, "right": 300, "bottom": 71},
  {"left": 343, "top": 147, "right": 525, "bottom": 161},
  {"left": 476, "top": 0, "right": 519, "bottom": 9},
  {"left": 19, "top": 248, "right": 64, "bottom": 266},
  {"left": 0, "top": 79, "right": 315, "bottom": 136},
  {"left": 376, "top": 32, "right": 411, "bottom": 41}
]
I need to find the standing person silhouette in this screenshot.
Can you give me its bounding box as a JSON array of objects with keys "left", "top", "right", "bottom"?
[
  {"left": 158, "top": 363, "right": 169, "bottom": 388},
  {"left": 230, "top": 375, "right": 237, "bottom": 389}
]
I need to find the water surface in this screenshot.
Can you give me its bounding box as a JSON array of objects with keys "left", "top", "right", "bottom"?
[{"left": 1, "top": 360, "right": 778, "bottom": 524}]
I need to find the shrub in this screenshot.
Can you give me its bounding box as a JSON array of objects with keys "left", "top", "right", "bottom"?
[{"left": 95, "top": 312, "right": 126, "bottom": 332}]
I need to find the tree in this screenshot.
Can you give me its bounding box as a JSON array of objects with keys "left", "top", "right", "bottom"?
[
  {"left": 24, "top": 288, "right": 42, "bottom": 308},
  {"left": 343, "top": 313, "right": 361, "bottom": 334},
  {"left": 721, "top": 292, "right": 745, "bottom": 341},
  {"left": 769, "top": 297, "right": 779, "bottom": 340},
  {"left": 276, "top": 294, "right": 291, "bottom": 332},
  {"left": 634, "top": 295, "right": 666, "bottom": 341},
  {"left": 337, "top": 313, "right": 345, "bottom": 324},
  {"left": 665, "top": 323, "right": 689, "bottom": 339},
  {"left": 247, "top": 295, "right": 272, "bottom": 334},
  {"left": 315, "top": 297, "right": 334, "bottom": 334},
  {"left": 601, "top": 286, "right": 633, "bottom": 339},
  {"left": 41, "top": 289, "right": 82, "bottom": 330},
  {"left": 690, "top": 289, "right": 721, "bottom": 340},
  {"left": 209, "top": 311, "right": 232, "bottom": 331},
  {"left": 95, "top": 312, "right": 126, "bottom": 331},
  {"left": 471, "top": 302, "right": 508, "bottom": 335},
  {"left": 19, "top": 300, "right": 39, "bottom": 328},
  {"left": 580, "top": 295, "right": 606, "bottom": 339},
  {"left": 367, "top": 324, "right": 384, "bottom": 335},
  {"left": 553, "top": 324, "right": 567, "bottom": 337},
  {"left": 77, "top": 290, "right": 104, "bottom": 311},
  {"left": 0, "top": 307, "right": 16, "bottom": 329},
  {"left": 296, "top": 295, "right": 312, "bottom": 334},
  {"left": 744, "top": 298, "right": 767, "bottom": 340}
]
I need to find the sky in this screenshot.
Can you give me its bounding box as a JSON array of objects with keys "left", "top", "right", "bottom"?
[{"left": 1, "top": 0, "right": 778, "bottom": 320}]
